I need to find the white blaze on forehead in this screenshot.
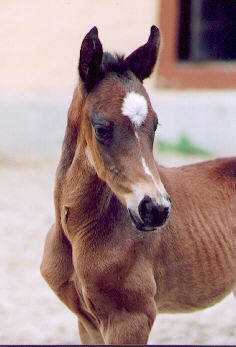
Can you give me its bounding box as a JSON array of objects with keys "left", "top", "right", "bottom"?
[{"left": 121, "top": 91, "right": 148, "bottom": 127}]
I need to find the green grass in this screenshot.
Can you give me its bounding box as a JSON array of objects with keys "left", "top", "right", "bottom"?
[{"left": 157, "top": 135, "right": 211, "bottom": 156}]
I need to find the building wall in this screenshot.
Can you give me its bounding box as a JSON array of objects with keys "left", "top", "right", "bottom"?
[
  {"left": 1, "top": 1, "right": 235, "bottom": 159},
  {"left": 1, "top": 0, "right": 160, "bottom": 93}
]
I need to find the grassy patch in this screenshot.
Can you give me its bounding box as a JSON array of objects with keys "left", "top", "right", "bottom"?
[{"left": 157, "top": 135, "right": 211, "bottom": 156}]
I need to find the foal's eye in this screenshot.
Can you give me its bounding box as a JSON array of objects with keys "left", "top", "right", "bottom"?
[
  {"left": 91, "top": 114, "right": 113, "bottom": 144},
  {"left": 153, "top": 119, "right": 158, "bottom": 132},
  {"left": 95, "top": 125, "right": 109, "bottom": 138},
  {"left": 94, "top": 124, "right": 113, "bottom": 143}
]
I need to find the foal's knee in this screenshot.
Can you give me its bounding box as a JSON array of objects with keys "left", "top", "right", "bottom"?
[{"left": 104, "top": 309, "right": 156, "bottom": 345}]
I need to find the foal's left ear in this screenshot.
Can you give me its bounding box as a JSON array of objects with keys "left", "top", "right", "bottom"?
[
  {"left": 125, "top": 25, "right": 160, "bottom": 81},
  {"left": 78, "top": 26, "right": 103, "bottom": 91}
]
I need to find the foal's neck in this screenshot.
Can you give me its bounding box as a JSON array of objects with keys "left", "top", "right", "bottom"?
[{"left": 65, "top": 141, "right": 115, "bottom": 236}]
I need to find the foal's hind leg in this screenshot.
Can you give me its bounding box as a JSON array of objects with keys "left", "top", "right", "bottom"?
[{"left": 40, "top": 224, "right": 104, "bottom": 344}]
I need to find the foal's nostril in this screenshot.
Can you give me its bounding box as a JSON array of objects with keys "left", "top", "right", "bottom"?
[
  {"left": 138, "top": 195, "right": 170, "bottom": 228},
  {"left": 139, "top": 196, "right": 153, "bottom": 216}
]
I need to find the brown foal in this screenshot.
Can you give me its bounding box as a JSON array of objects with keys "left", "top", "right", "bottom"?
[{"left": 41, "top": 26, "right": 236, "bottom": 344}]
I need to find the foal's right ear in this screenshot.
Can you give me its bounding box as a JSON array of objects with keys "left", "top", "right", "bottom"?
[{"left": 78, "top": 27, "right": 103, "bottom": 91}]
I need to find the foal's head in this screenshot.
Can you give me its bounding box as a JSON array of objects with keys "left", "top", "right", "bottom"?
[{"left": 78, "top": 26, "right": 170, "bottom": 232}]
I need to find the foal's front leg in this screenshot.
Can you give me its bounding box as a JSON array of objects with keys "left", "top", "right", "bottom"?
[
  {"left": 78, "top": 320, "right": 105, "bottom": 345},
  {"left": 40, "top": 224, "right": 104, "bottom": 344},
  {"left": 104, "top": 309, "right": 156, "bottom": 344}
]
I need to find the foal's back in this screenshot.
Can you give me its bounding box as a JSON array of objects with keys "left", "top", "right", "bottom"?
[{"left": 154, "top": 157, "right": 236, "bottom": 313}]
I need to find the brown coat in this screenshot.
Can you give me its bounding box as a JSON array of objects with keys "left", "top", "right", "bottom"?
[{"left": 41, "top": 26, "right": 236, "bottom": 344}]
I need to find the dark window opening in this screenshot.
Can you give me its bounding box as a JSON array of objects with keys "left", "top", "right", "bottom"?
[{"left": 178, "top": 0, "right": 236, "bottom": 62}]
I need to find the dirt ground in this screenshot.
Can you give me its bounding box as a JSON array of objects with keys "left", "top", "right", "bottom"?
[{"left": 1, "top": 153, "right": 235, "bottom": 345}]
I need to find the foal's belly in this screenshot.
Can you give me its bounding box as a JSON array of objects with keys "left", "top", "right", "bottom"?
[
  {"left": 156, "top": 284, "right": 232, "bottom": 314},
  {"left": 154, "top": 227, "right": 235, "bottom": 313},
  {"left": 155, "top": 258, "right": 234, "bottom": 313}
]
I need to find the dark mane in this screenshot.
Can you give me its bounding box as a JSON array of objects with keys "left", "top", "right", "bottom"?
[{"left": 101, "top": 52, "right": 129, "bottom": 78}]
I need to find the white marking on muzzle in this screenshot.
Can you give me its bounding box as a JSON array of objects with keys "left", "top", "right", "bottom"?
[
  {"left": 121, "top": 92, "right": 148, "bottom": 127},
  {"left": 142, "top": 157, "right": 153, "bottom": 177},
  {"left": 85, "top": 146, "right": 95, "bottom": 168},
  {"left": 125, "top": 177, "right": 170, "bottom": 218},
  {"left": 129, "top": 134, "right": 170, "bottom": 211},
  {"left": 142, "top": 157, "right": 170, "bottom": 207},
  {"left": 125, "top": 183, "right": 148, "bottom": 216}
]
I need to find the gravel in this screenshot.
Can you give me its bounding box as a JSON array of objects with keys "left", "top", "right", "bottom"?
[{"left": 1, "top": 154, "right": 235, "bottom": 345}]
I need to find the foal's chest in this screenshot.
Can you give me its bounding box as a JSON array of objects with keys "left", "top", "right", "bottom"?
[{"left": 74, "top": 236, "right": 156, "bottom": 317}]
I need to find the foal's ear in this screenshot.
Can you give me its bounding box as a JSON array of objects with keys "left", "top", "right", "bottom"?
[
  {"left": 125, "top": 25, "right": 160, "bottom": 81},
  {"left": 78, "top": 26, "right": 103, "bottom": 91}
]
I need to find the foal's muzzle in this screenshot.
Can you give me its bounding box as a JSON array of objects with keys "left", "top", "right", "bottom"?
[{"left": 129, "top": 195, "right": 171, "bottom": 232}]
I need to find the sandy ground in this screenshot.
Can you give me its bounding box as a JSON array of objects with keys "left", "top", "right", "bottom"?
[{"left": 0, "top": 153, "right": 235, "bottom": 345}]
